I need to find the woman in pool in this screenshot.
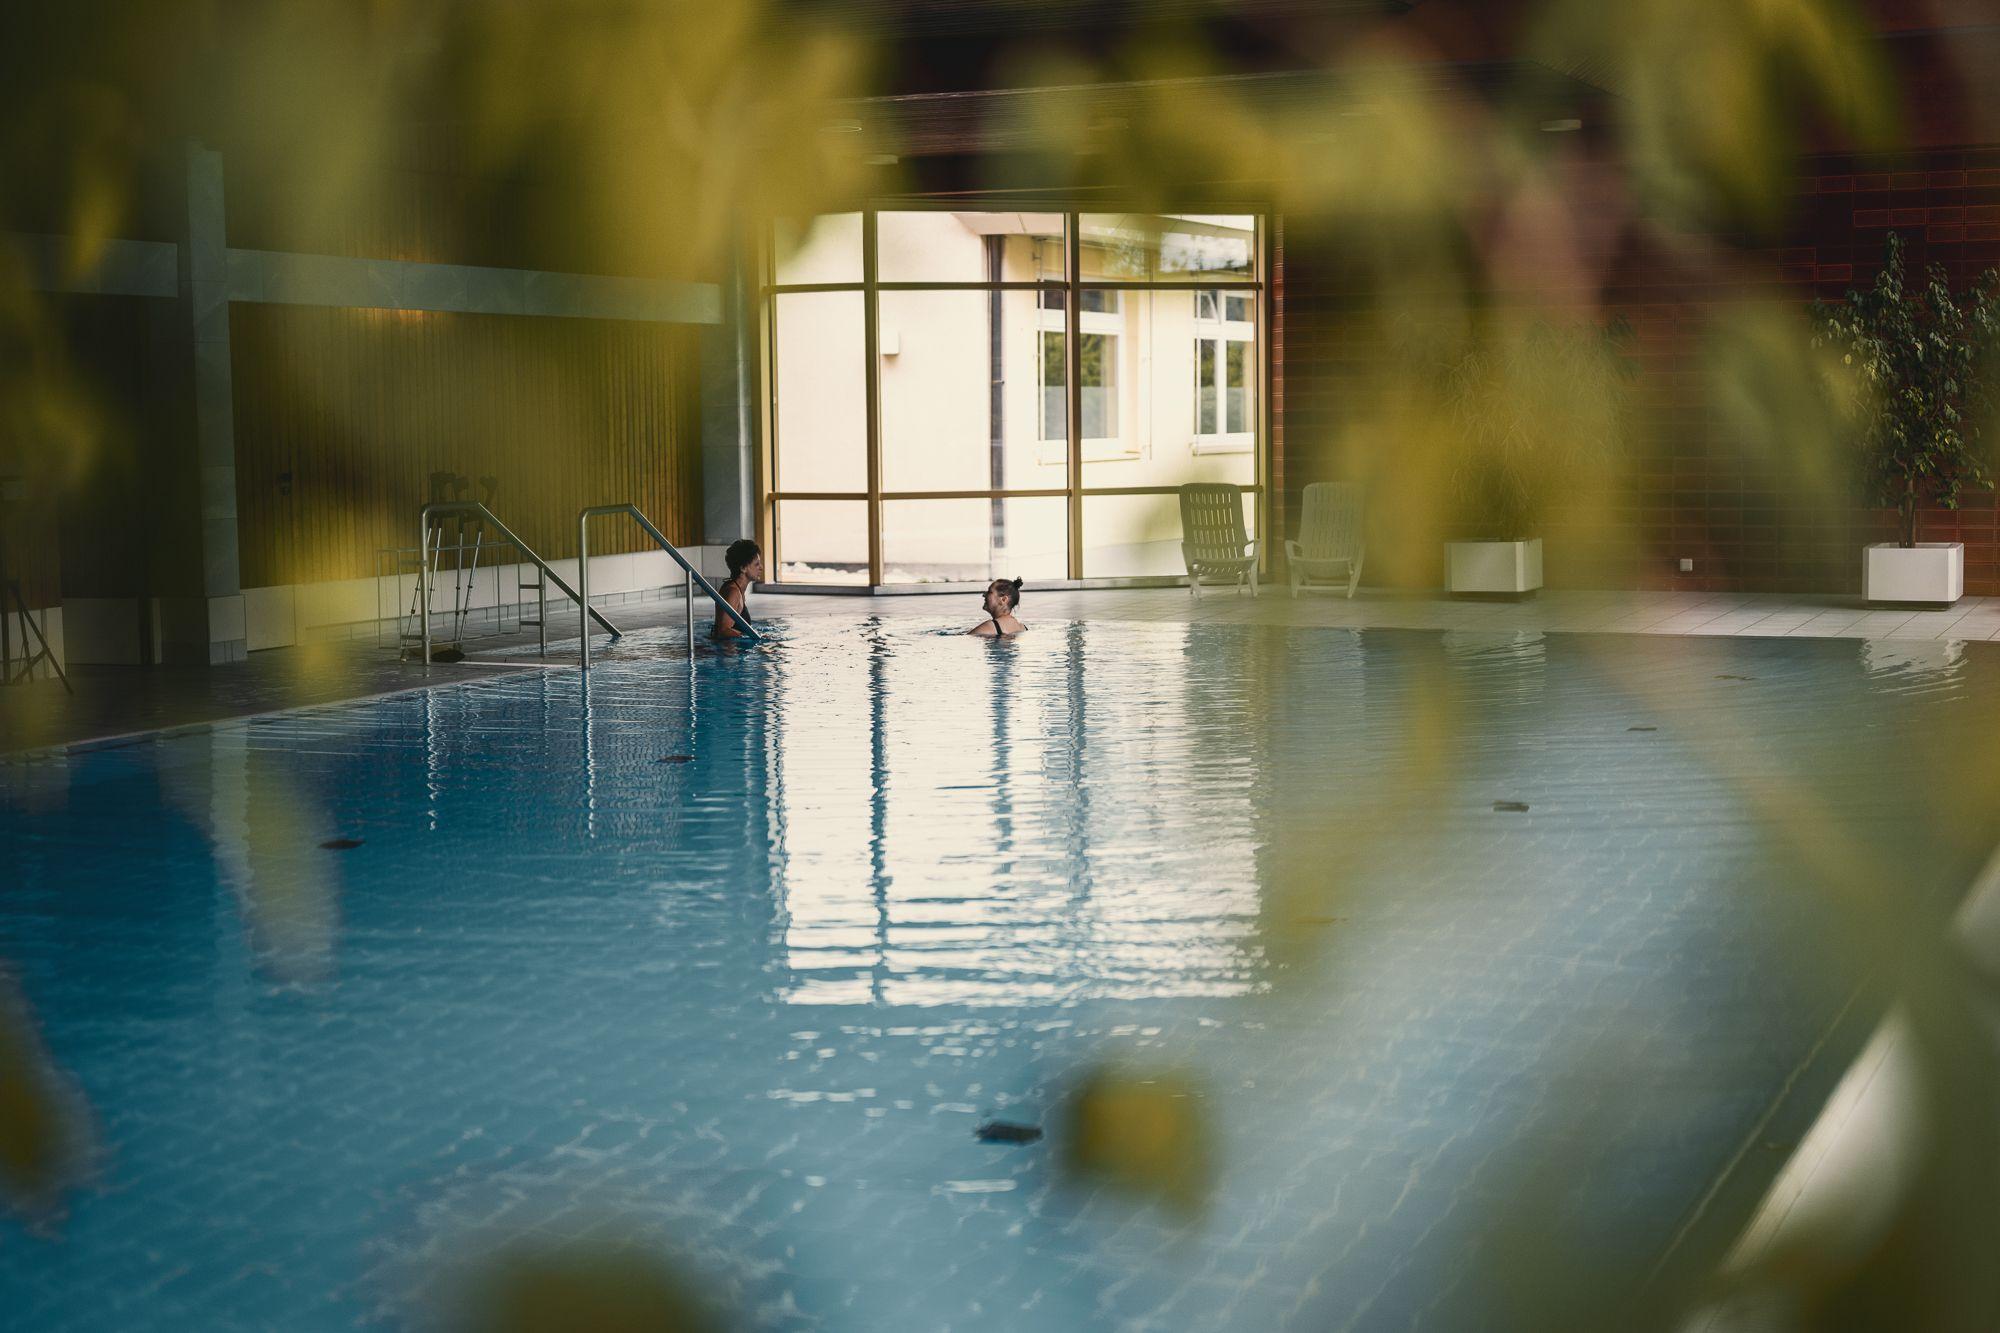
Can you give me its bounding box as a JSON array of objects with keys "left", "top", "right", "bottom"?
[
  {"left": 969, "top": 577, "right": 1025, "bottom": 636},
  {"left": 713, "top": 538, "right": 762, "bottom": 639}
]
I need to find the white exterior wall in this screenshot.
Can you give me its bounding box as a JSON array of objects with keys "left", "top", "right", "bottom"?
[{"left": 774, "top": 212, "right": 1258, "bottom": 581}]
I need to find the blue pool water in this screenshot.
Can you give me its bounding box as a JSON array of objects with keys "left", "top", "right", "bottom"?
[{"left": 3, "top": 619, "right": 1997, "bottom": 1330}]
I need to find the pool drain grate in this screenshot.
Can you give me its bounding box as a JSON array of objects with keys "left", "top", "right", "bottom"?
[
  {"left": 1492, "top": 801, "right": 1530, "bottom": 813},
  {"left": 319, "top": 838, "right": 364, "bottom": 851}
]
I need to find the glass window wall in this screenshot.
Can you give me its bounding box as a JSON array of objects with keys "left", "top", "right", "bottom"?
[
  {"left": 882, "top": 497, "right": 1070, "bottom": 585},
  {"left": 1078, "top": 213, "right": 1257, "bottom": 283},
  {"left": 775, "top": 499, "right": 868, "bottom": 584},
  {"left": 773, "top": 213, "right": 862, "bottom": 285},
  {"left": 772, "top": 291, "right": 866, "bottom": 494},
  {"left": 764, "top": 210, "right": 1263, "bottom": 585},
  {"left": 1081, "top": 490, "right": 1256, "bottom": 579},
  {"left": 877, "top": 210, "right": 1065, "bottom": 283}
]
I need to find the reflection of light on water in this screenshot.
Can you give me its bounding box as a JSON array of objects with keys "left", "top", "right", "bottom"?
[
  {"left": 1440, "top": 629, "right": 1547, "bottom": 661},
  {"left": 1441, "top": 629, "right": 1548, "bottom": 708},
  {"left": 176, "top": 728, "right": 340, "bottom": 985},
  {"left": 774, "top": 621, "right": 1262, "bottom": 1005},
  {"left": 1861, "top": 638, "right": 1967, "bottom": 690}
]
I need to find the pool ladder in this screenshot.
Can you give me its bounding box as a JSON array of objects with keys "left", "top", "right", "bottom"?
[
  {"left": 416, "top": 500, "right": 619, "bottom": 671},
  {"left": 578, "top": 503, "right": 759, "bottom": 669},
  {"left": 414, "top": 500, "right": 758, "bottom": 672}
]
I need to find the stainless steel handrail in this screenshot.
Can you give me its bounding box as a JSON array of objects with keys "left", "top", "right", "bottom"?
[
  {"left": 417, "top": 500, "right": 620, "bottom": 671},
  {"left": 578, "top": 503, "right": 759, "bottom": 668}
]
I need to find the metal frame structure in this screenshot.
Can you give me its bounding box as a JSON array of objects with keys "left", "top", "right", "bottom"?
[
  {"left": 417, "top": 500, "right": 618, "bottom": 673},
  {"left": 578, "top": 503, "right": 759, "bottom": 669},
  {"left": 760, "top": 206, "right": 1270, "bottom": 589},
  {"left": 382, "top": 533, "right": 539, "bottom": 656},
  {"left": 0, "top": 498, "right": 72, "bottom": 693},
  {"left": 1, "top": 578, "right": 71, "bottom": 693}
]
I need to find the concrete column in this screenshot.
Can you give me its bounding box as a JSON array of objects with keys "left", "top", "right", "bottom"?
[
  {"left": 154, "top": 140, "right": 246, "bottom": 664},
  {"left": 699, "top": 236, "right": 756, "bottom": 547}
]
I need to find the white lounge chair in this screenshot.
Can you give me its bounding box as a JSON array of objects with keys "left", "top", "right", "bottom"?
[
  {"left": 1179, "top": 483, "right": 1259, "bottom": 598},
  {"left": 1285, "top": 482, "right": 1365, "bottom": 598}
]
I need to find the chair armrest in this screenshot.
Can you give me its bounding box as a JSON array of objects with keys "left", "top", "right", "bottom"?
[{"left": 1284, "top": 539, "right": 1303, "bottom": 560}]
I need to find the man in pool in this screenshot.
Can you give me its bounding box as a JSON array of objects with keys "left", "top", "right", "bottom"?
[
  {"left": 713, "top": 538, "right": 762, "bottom": 639},
  {"left": 969, "top": 577, "right": 1026, "bottom": 636}
]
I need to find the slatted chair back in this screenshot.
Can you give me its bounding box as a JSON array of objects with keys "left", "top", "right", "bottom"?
[
  {"left": 1178, "top": 484, "right": 1250, "bottom": 563},
  {"left": 1297, "top": 482, "right": 1363, "bottom": 562}
]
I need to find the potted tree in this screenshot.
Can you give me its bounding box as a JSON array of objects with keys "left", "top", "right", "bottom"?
[
  {"left": 1441, "top": 319, "right": 1633, "bottom": 596},
  {"left": 1812, "top": 232, "right": 1999, "bottom": 606}
]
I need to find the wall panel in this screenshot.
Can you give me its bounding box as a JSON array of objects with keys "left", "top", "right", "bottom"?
[
  {"left": 1282, "top": 141, "right": 2000, "bottom": 597},
  {"left": 229, "top": 304, "right": 703, "bottom": 588}
]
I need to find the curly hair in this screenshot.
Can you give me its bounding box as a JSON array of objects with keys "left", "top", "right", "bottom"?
[{"left": 725, "top": 539, "right": 761, "bottom": 580}]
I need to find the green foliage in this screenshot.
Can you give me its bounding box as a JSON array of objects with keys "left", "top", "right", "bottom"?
[
  {"left": 1811, "top": 233, "right": 2000, "bottom": 546},
  {"left": 1434, "top": 317, "right": 1638, "bottom": 542}
]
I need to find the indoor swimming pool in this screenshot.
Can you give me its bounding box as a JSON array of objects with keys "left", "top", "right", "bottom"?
[{"left": 4, "top": 618, "right": 1998, "bottom": 1331}]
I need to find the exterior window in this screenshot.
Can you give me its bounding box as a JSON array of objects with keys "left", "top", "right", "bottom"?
[
  {"left": 1038, "top": 288, "right": 1128, "bottom": 462},
  {"left": 1194, "top": 288, "right": 1254, "bottom": 454},
  {"left": 765, "top": 211, "right": 1261, "bottom": 586}
]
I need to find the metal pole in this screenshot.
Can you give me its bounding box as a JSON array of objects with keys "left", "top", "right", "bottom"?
[
  {"left": 685, "top": 566, "right": 693, "bottom": 663},
  {"left": 1066, "top": 210, "right": 1083, "bottom": 580},
  {"left": 418, "top": 511, "right": 430, "bottom": 672},
  {"left": 572, "top": 502, "right": 757, "bottom": 644},
  {"left": 579, "top": 511, "right": 592, "bottom": 673},
  {"left": 862, "top": 209, "right": 882, "bottom": 586},
  {"left": 537, "top": 551, "right": 547, "bottom": 657}
]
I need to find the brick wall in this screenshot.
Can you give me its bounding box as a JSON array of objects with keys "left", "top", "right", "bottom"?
[{"left": 1279, "top": 142, "right": 2000, "bottom": 596}]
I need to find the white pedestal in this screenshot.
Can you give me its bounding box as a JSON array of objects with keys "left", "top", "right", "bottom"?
[
  {"left": 1447, "top": 539, "right": 1544, "bottom": 596},
  {"left": 1863, "top": 542, "right": 1963, "bottom": 606}
]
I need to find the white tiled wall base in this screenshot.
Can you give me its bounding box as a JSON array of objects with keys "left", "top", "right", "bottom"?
[{"left": 241, "top": 547, "right": 724, "bottom": 651}]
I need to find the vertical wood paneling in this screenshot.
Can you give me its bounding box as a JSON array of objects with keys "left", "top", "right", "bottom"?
[{"left": 228, "top": 305, "right": 704, "bottom": 588}]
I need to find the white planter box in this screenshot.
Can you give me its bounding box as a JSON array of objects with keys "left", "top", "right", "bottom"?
[
  {"left": 1447, "top": 539, "right": 1544, "bottom": 595},
  {"left": 1863, "top": 541, "right": 1963, "bottom": 606}
]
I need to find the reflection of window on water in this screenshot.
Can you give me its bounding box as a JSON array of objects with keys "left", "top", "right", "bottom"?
[
  {"left": 764, "top": 211, "right": 1262, "bottom": 586},
  {"left": 774, "top": 625, "right": 1264, "bottom": 1007}
]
